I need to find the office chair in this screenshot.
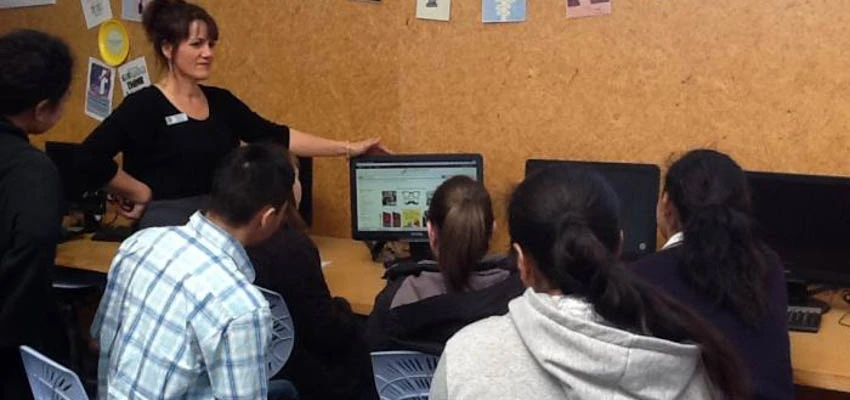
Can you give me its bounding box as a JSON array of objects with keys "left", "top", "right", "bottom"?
[
  {"left": 371, "top": 351, "right": 440, "bottom": 400},
  {"left": 19, "top": 345, "right": 89, "bottom": 400},
  {"left": 256, "top": 287, "right": 299, "bottom": 399}
]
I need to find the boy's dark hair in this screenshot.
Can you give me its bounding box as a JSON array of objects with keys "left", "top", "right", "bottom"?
[
  {"left": 142, "top": 0, "right": 219, "bottom": 67},
  {"left": 209, "top": 144, "right": 295, "bottom": 226},
  {"left": 0, "top": 29, "right": 73, "bottom": 116}
]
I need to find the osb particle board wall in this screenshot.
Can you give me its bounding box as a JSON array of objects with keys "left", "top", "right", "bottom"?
[{"left": 2, "top": 0, "right": 850, "bottom": 248}]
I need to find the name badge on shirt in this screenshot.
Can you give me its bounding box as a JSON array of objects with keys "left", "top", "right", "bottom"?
[{"left": 164, "top": 113, "right": 189, "bottom": 126}]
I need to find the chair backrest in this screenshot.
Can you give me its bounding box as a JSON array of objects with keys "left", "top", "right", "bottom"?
[
  {"left": 256, "top": 286, "right": 295, "bottom": 377},
  {"left": 19, "top": 345, "right": 89, "bottom": 400},
  {"left": 371, "top": 351, "right": 440, "bottom": 400}
]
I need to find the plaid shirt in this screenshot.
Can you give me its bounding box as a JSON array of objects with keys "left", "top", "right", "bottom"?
[{"left": 91, "top": 212, "right": 271, "bottom": 399}]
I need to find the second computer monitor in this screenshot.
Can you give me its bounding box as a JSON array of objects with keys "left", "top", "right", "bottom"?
[
  {"left": 525, "top": 159, "right": 660, "bottom": 261},
  {"left": 350, "top": 154, "right": 483, "bottom": 242}
]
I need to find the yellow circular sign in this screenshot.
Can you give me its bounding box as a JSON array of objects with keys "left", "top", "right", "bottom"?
[{"left": 98, "top": 19, "right": 130, "bottom": 66}]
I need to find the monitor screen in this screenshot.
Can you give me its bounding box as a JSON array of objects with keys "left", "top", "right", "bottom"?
[
  {"left": 525, "top": 159, "right": 660, "bottom": 261},
  {"left": 350, "top": 154, "right": 483, "bottom": 241},
  {"left": 747, "top": 170, "right": 850, "bottom": 286}
]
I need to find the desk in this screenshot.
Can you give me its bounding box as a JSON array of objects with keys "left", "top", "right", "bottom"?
[
  {"left": 790, "top": 291, "right": 850, "bottom": 392},
  {"left": 55, "top": 235, "right": 386, "bottom": 315},
  {"left": 58, "top": 235, "right": 850, "bottom": 392}
]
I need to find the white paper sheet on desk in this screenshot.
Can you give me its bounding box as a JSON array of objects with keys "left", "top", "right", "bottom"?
[{"left": 321, "top": 261, "right": 332, "bottom": 268}]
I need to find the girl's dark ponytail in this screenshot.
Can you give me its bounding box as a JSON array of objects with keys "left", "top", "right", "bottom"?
[{"left": 511, "top": 166, "right": 750, "bottom": 399}]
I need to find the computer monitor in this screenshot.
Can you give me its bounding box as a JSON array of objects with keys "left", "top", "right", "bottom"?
[
  {"left": 525, "top": 159, "right": 660, "bottom": 261},
  {"left": 44, "top": 141, "right": 105, "bottom": 216},
  {"left": 350, "top": 154, "right": 483, "bottom": 257},
  {"left": 296, "top": 156, "right": 313, "bottom": 227},
  {"left": 746, "top": 170, "right": 850, "bottom": 287}
]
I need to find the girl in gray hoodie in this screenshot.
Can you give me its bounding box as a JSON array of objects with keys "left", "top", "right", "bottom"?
[{"left": 431, "top": 166, "right": 749, "bottom": 400}]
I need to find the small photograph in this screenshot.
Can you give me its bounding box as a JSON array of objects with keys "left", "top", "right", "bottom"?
[
  {"left": 416, "top": 0, "right": 451, "bottom": 21},
  {"left": 566, "top": 0, "right": 611, "bottom": 19},
  {"left": 392, "top": 212, "right": 401, "bottom": 228},
  {"left": 482, "top": 0, "right": 526, "bottom": 23},
  {"left": 382, "top": 191, "right": 397, "bottom": 207},
  {"left": 85, "top": 57, "right": 115, "bottom": 121},
  {"left": 403, "top": 191, "right": 421, "bottom": 206},
  {"left": 382, "top": 212, "right": 392, "bottom": 228},
  {"left": 402, "top": 209, "right": 423, "bottom": 228},
  {"left": 426, "top": 191, "right": 435, "bottom": 206}
]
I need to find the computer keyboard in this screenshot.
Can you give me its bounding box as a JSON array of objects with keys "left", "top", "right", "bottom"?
[{"left": 787, "top": 305, "right": 822, "bottom": 333}]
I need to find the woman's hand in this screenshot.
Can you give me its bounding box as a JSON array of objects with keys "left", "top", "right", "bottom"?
[
  {"left": 108, "top": 194, "right": 148, "bottom": 220},
  {"left": 348, "top": 138, "right": 391, "bottom": 157}
]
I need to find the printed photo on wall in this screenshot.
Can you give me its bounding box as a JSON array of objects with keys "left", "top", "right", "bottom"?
[
  {"left": 0, "top": 0, "right": 55, "bottom": 9},
  {"left": 81, "top": 0, "right": 112, "bottom": 28},
  {"left": 121, "top": 0, "right": 151, "bottom": 22},
  {"left": 416, "top": 0, "right": 450, "bottom": 22},
  {"left": 566, "top": 0, "right": 611, "bottom": 19},
  {"left": 118, "top": 57, "right": 151, "bottom": 96},
  {"left": 85, "top": 57, "right": 115, "bottom": 121},
  {"left": 482, "top": 0, "right": 526, "bottom": 23}
]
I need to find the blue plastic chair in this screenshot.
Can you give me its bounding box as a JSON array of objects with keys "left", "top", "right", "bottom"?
[
  {"left": 19, "top": 345, "right": 89, "bottom": 400},
  {"left": 371, "top": 351, "right": 440, "bottom": 400},
  {"left": 256, "top": 287, "right": 295, "bottom": 377}
]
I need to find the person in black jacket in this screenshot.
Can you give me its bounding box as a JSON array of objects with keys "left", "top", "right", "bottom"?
[
  {"left": 0, "top": 29, "right": 74, "bottom": 400},
  {"left": 248, "top": 160, "right": 378, "bottom": 400},
  {"left": 365, "top": 176, "right": 524, "bottom": 355},
  {"left": 629, "top": 149, "right": 794, "bottom": 400}
]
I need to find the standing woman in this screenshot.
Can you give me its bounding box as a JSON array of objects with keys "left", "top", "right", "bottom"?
[
  {"left": 79, "top": 0, "right": 387, "bottom": 228},
  {"left": 629, "top": 149, "right": 793, "bottom": 400}
]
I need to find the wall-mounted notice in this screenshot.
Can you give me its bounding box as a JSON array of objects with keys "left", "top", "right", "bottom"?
[
  {"left": 566, "top": 0, "right": 611, "bottom": 19},
  {"left": 482, "top": 0, "right": 526, "bottom": 23}
]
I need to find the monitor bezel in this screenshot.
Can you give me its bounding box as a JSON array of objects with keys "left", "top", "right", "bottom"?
[{"left": 350, "top": 153, "right": 484, "bottom": 242}]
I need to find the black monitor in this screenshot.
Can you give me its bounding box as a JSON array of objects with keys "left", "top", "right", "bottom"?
[
  {"left": 296, "top": 156, "right": 313, "bottom": 227},
  {"left": 44, "top": 141, "right": 105, "bottom": 216},
  {"left": 350, "top": 154, "right": 483, "bottom": 257},
  {"left": 746, "top": 170, "right": 850, "bottom": 287},
  {"left": 525, "top": 159, "right": 660, "bottom": 261}
]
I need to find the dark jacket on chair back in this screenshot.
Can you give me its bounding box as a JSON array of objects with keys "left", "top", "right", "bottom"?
[{"left": 365, "top": 255, "right": 525, "bottom": 355}]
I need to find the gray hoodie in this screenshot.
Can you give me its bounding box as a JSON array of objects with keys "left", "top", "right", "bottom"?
[{"left": 430, "top": 288, "right": 718, "bottom": 400}]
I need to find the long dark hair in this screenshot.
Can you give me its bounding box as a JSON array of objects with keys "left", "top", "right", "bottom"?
[
  {"left": 427, "top": 176, "right": 494, "bottom": 292},
  {"left": 665, "top": 149, "right": 775, "bottom": 325},
  {"left": 142, "top": 0, "right": 219, "bottom": 68},
  {"left": 509, "top": 166, "right": 749, "bottom": 399}
]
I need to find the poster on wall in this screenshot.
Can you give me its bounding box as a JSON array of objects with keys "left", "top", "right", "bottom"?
[
  {"left": 85, "top": 57, "right": 115, "bottom": 121},
  {"left": 482, "top": 0, "right": 526, "bottom": 23},
  {"left": 416, "top": 0, "right": 450, "bottom": 22},
  {"left": 0, "top": 0, "right": 55, "bottom": 9},
  {"left": 121, "top": 0, "right": 151, "bottom": 22},
  {"left": 81, "top": 0, "right": 112, "bottom": 28},
  {"left": 566, "top": 0, "right": 611, "bottom": 19},
  {"left": 118, "top": 57, "right": 151, "bottom": 96}
]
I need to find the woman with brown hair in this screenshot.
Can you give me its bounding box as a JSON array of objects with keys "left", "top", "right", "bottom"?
[
  {"left": 365, "top": 175, "right": 524, "bottom": 355},
  {"left": 78, "top": 0, "right": 387, "bottom": 229}
]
